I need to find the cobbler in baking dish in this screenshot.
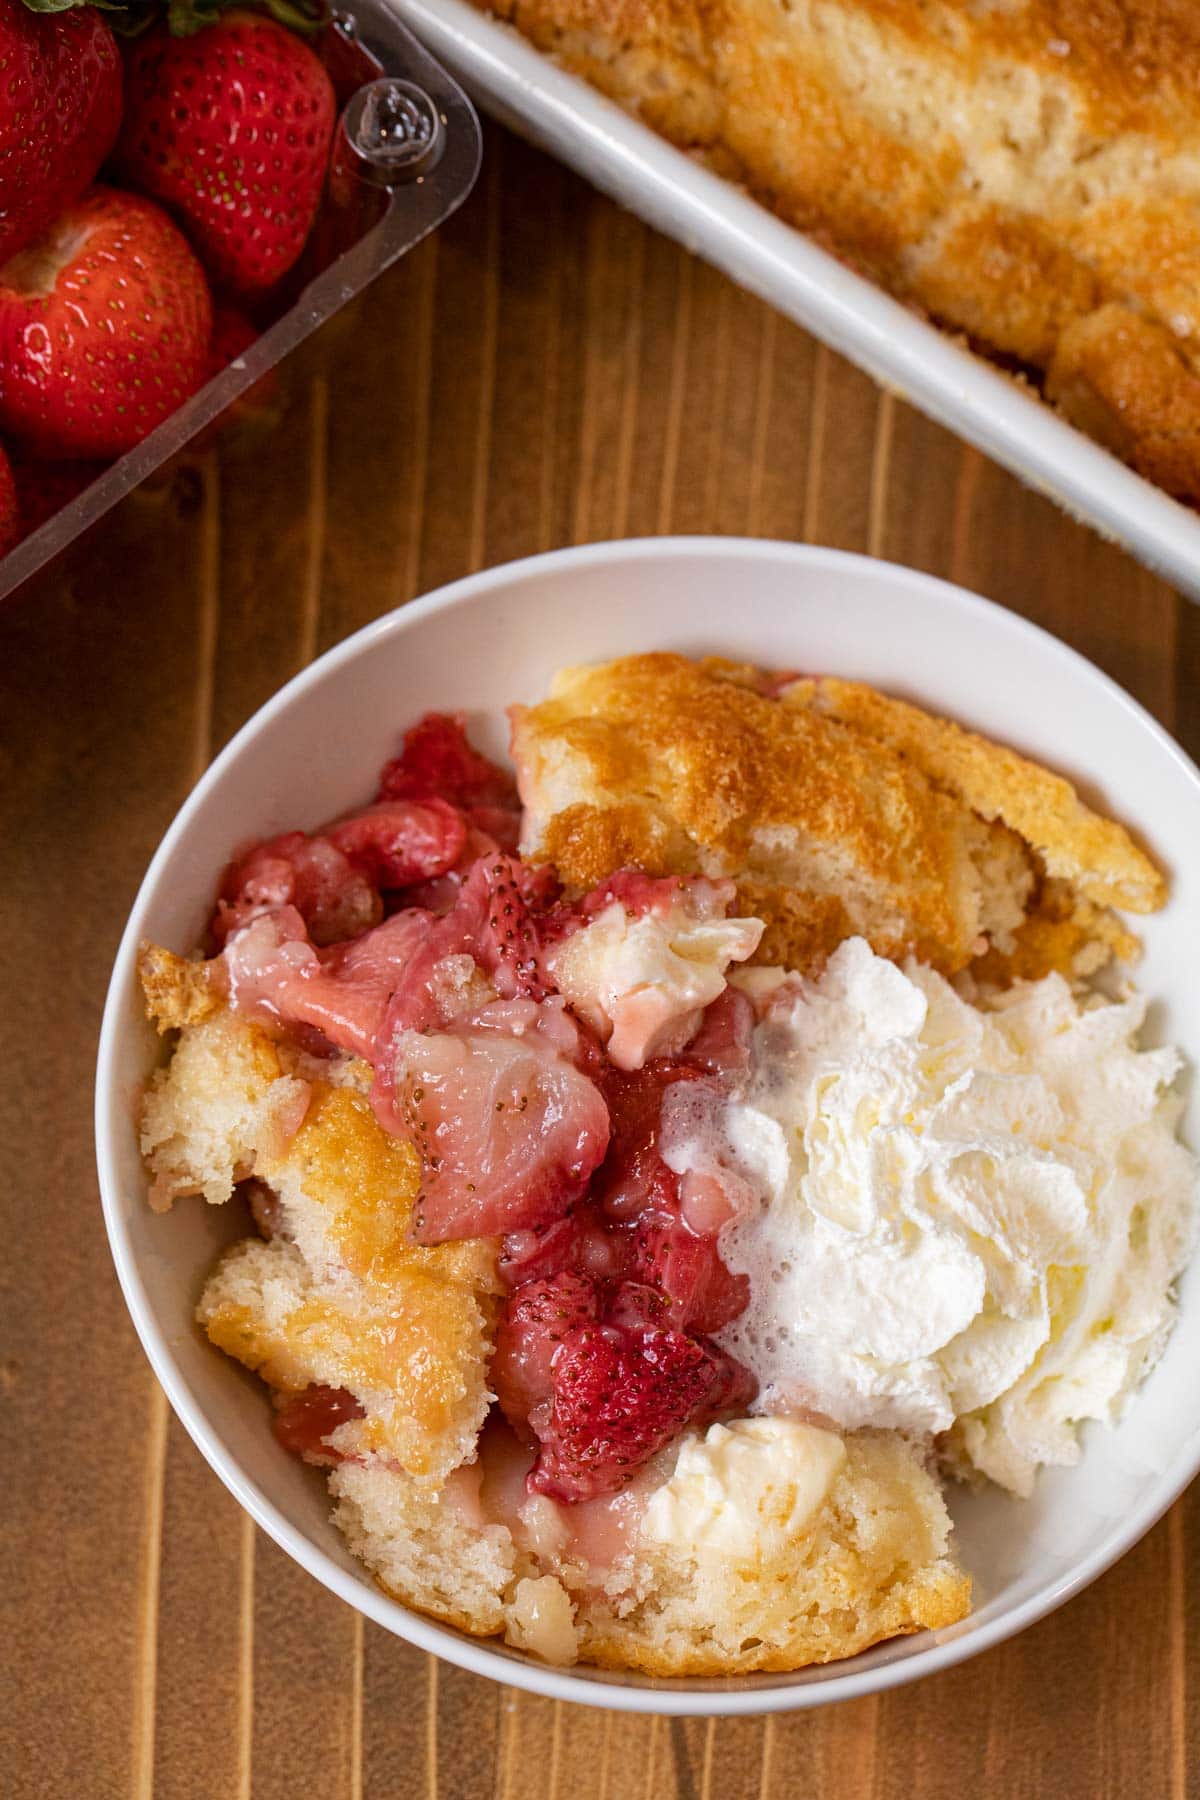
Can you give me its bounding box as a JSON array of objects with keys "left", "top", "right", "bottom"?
[{"left": 139, "top": 655, "right": 1195, "bottom": 1672}]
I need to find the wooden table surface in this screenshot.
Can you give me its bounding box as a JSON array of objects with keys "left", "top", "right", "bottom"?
[{"left": 5, "top": 121, "right": 1200, "bottom": 1800}]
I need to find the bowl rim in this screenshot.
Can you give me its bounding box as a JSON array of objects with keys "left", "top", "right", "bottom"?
[{"left": 95, "top": 535, "right": 1200, "bottom": 1715}]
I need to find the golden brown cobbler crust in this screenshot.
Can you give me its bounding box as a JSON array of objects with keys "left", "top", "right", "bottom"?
[{"left": 474, "top": 0, "right": 1200, "bottom": 503}]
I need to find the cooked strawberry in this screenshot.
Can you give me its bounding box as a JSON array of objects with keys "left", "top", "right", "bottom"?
[
  {"left": 396, "top": 1020, "right": 610, "bottom": 1244},
  {"left": 499, "top": 1213, "right": 584, "bottom": 1288},
  {"left": 243, "top": 1178, "right": 288, "bottom": 1242},
  {"left": 628, "top": 1215, "right": 749, "bottom": 1334},
  {"left": 0, "top": 187, "right": 212, "bottom": 459},
  {"left": 273, "top": 1385, "right": 364, "bottom": 1465},
  {"left": 466, "top": 805, "right": 522, "bottom": 853},
  {"left": 215, "top": 831, "right": 382, "bottom": 949},
  {"left": 602, "top": 1280, "right": 671, "bottom": 1332},
  {"left": 9, "top": 453, "right": 102, "bottom": 540},
  {"left": 326, "top": 799, "right": 467, "bottom": 890},
  {"left": 462, "top": 855, "right": 548, "bottom": 999},
  {"left": 500, "top": 1187, "right": 640, "bottom": 1290},
  {"left": 221, "top": 905, "right": 436, "bottom": 1060},
  {"left": 369, "top": 855, "right": 550, "bottom": 1041},
  {"left": 558, "top": 871, "right": 737, "bottom": 934},
  {"left": 117, "top": 15, "right": 336, "bottom": 294},
  {"left": 378, "top": 711, "right": 518, "bottom": 811},
  {"left": 594, "top": 1060, "right": 700, "bottom": 1220},
  {"left": 0, "top": 0, "right": 123, "bottom": 266},
  {"left": 528, "top": 1322, "right": 735, "bottom": 1503},
  {"left": 492, "top": 1270, "right": 600, "bottom": 1439},
  {"left": 0, "top": 443, "right": 17, "bottom": 557},
  {"left": 682, "top": 986, "right": 755, "bottom": 1077}
]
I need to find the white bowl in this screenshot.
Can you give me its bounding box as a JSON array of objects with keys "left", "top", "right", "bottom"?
[{"left": 96, "top": 538, "right": 1200, "bottom": 1714}]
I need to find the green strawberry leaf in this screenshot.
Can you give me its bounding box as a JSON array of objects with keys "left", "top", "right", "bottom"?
[
  {"left": 255, "top": 0, "right": 325, "bottom": 33},
  {"left": 21, "top": 0, "right": 127, "bottom": 12},
  {"left": 20, "top": 0, "right": 326, "bottom": 34},
  {"left": 162, "top": 0, "right": 224, "bottom": 33}
]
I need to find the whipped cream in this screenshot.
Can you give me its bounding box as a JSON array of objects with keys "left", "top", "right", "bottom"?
[
  {"left": 665, "top": 938, "right": 1196, "bottom": 1497},
  {"left": 640, "top": 1418, "right": 846, "bottom": 1560},
  {"left": 548, "top": 896, "right": 761, "bottom": 1069}
]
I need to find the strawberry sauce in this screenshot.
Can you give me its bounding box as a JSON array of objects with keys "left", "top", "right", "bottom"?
[{"left": 214, "top": 712, "right": 757, "bottom": 1505}]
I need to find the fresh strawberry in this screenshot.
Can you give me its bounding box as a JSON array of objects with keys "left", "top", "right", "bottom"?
[
  {"left": 0, "top": 0, "right": 123, "bottom": 266},
  {"left": 196, "top": 303, "right": 282, "bottom": 442},
  {"left": 492, "top": 1271, "right": 600, "bottom": 1439},
  {"left": 0, "top": 186, "right": 212, "bottom": 459},
  {"left": 273, "top": 1385, "right": 364, "bottom": 1465},
  {"left": 205, "top": 305, "right": 259, "bottom": 384},
  {"left": 528, "top": 1322, "right": 737, "bottom": 1503},
  {"left": 378, "top": 712, "right": 519, "bottom": 812},
  {"left": 117, "top": 14, "right": 336, "bottom": 294},
  {"left": 0, "top": 442, "right": 17, "bottom": 556},
  {"left": 9, "top": 455, "right": 103, "bottom": 540}
]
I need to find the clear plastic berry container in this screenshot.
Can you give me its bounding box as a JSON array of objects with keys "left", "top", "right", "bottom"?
[{"left": 0, "top": 3, "right": 481, "bottom": 604}]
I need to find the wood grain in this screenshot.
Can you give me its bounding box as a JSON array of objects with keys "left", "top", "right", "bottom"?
[{"left": 2, "top": 119, "right": 1198, "bottom": 1798}]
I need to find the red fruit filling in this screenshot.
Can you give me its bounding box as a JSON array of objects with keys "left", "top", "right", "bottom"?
[
  {"left": 215, "top": 712, "right": 756, "bottom": 1503},
  {"left": 395, "top": 1011, "right": 611, "bottom": 1245},
  {"left": 326, "top": 798, "right": 467, "bottom": 890},
  {"left": 492, "top": 1270, "right": 600, "bottom": 1441},
  {"left": 214, "top": 831, "right": 382, "bottom": 949},
  {"left": 526, "top": 1322, "right": 755, "bottom": 1505},
  {"left": 272, "top": 1385, "right": 365, "bottom": 1465},
  {"left": 378, "top": 711, "right": 518, "bottom": 812}
]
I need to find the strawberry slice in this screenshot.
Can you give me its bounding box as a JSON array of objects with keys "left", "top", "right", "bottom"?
[
  {"left": 527, "top": 1322, "right": 739, "bottom": 1503},
  {"left": 396, "top": 1019, "right": 610, "bottom": 1245},
  {"left": 215, "top": 831, "right": 382, "bottom": 949},
  {"left": 463, "top": 855, "right": 549, "bottom": 1000},
  {"left": 492, "top": 1270, "right": 600, "bottom": 1440},
  {"left": 273, "top": 1385, "right": 364, "bottom": 1466},
  {"left": 326, "top": 799, "right": 467, "bottom": 890},
  {"left": 629, "top": 1215, "right": 749, "bottom": 1335},
  {"left": 0, "top": 186, "right": 212, "bottom": 459},
  {"left": 9, "top": 452, "right": 101, "bottom": 541}
]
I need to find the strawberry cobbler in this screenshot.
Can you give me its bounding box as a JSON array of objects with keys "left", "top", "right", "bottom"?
[{"left": 139, "top": 660, "right": 1192, "bottom": 1673}]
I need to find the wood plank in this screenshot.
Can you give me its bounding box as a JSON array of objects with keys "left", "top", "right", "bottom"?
[
  {"left": 2, "top": 119, "right": 1197, "bottom": 1800},
  {"left": 249, "top": 1534, "right": 358, "bottom": 1800},
  {"left": 0, "top": 467, "right": 220, "bottom": 1799}
]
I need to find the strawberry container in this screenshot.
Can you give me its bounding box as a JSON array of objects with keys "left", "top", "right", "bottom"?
[{"left": 0, "top": 3, "right": 481, "bottom": 604}]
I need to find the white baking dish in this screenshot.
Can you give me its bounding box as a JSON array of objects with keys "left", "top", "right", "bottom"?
[{"left": 390, "top": 0, "right": 1200, "bottom": 602}]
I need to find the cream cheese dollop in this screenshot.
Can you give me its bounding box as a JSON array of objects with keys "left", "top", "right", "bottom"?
[
  {"left": 640, "top": 1418, "right": 846, "bottom": 1559},
  {"left": 664, "top": 937, "right": 1196, "bottom": 1497}
]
